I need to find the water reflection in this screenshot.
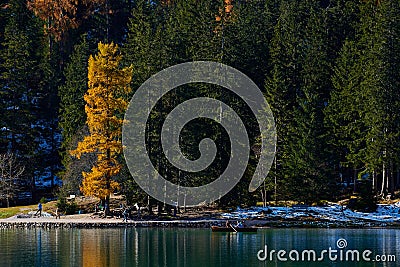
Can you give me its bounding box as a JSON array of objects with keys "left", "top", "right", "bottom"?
[{"left": 0, "top": 228, "right": 399, "bottom": 266}]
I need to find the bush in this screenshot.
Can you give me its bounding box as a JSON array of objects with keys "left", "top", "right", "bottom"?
[
  {"left": 56, "top": 197, "right": 77, "bottom": 215},
  {"left": 347, "top": 180, "right": 377, "bottom": 212},
  {"left": 316, "top": 199, "right": 329, "bottom": 206}
]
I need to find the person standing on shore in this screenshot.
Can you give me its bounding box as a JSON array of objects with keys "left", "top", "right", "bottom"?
[
  {"left": 55, "top": 207, "right": 61, "bottom": 219},
  {"left": 122, "top": 207, "right": 129, "bottom": 222},
  {"left": 35, "top": 202, "right": 42, "bottom": 217}
]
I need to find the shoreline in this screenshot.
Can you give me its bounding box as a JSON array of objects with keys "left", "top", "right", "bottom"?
[
  {"left": 0, "top": 214, "right": 226, "bottom": 229},
  {"left": 0, "top": 220, "right": 225, "bottom": 229},
  {"left": 1, "top": 215, "right": 400, "bottom": 229}
]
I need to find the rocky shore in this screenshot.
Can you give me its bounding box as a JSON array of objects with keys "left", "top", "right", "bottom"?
[
  {"left": 2, "top": 202, "right": 400, "bottom": 229},
  {"left": 1, "top": 216, "right": 400, "bottom": 229},
  {"left": 0, "top": 217, "right": 226, "bottom": 229}
]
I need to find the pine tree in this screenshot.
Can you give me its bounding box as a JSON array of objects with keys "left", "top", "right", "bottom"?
[
  {"left": 58, "top": 35, "right": 90, "bottom": 194},
  {"left": 120, "top": 0, "right": 168, "bottom": 208},
  {"left": 287, "top": 1, "right": 337, "bottom": 203},
  {"left": 325, "top": 39, "right": 367, "bottom": 189},
  {"left": 70, "top": 42, "right": 132, "bottom": 213},
  {"left": 122, "top": 0, "right": 160, "bottom": 89},
  {"left": 266, "top": 0, "right": 348, "bottom": 203},
  {"left": 223, "top": 0, "right": 278, "bottom": 88},
  {"left": 323, "top": 0, "right": 363, "bottom": 195},
  {"left": 34, "top": 38, "right": 63, "bottom": 189},
  {"left": 357, "top": 0, "right": 400, "bottom": 196},
  {"left": 0, "top": 0, "right": 44, "bottom": 185},
  {"left": 327, "top": 0, "right": 400, "bottom": 198},
  {"left": 265, "top": 0, "right": 305, "bottom": 202}
]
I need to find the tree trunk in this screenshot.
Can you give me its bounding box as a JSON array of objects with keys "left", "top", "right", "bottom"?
[
  {"left": 274, "top": 156, "right": 277, "bottom": 205},
  {"left": 372, "top": 171, "right": 376, "bottom": 191},
  {"left": 353, "top": 168, "right": 357, "bottom": 193},
  {"left": 260, "top": 189, "right": 265, "bottom": 208},
  {"left": 263, "top": 180, "right": 267, "bottom": 208},
  {"left": 381, "top": 163, "right": 386, "bottom": 196},
  {"left": 104, "top": 195, "right": 110, "bottom": 216},
  {"left": 157, "top": 201, "right": 162, "bottom": 216},
  {"left": 147, "top": 196, "right": 153, "bottom": 215},
  {"left": 106, "top": 0, "right": 110, "bottom": 43},
  {"left": 389, "top": 163, "right": 394, "bottom": 195}
]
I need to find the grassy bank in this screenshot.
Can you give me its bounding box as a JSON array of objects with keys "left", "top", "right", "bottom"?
[
  {"left": 0, "top": 205, "right": 34, "bottom": 219},
  {"left": 0, "top": 202, "right": 57, "bottom": 219}
]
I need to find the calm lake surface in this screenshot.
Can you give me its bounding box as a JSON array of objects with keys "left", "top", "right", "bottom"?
[{"left": 0, "top": 228, "right": 399, "bottom": 266}]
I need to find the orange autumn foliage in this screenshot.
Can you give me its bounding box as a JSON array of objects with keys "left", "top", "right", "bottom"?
[
  {"left": 28, "top": 0, "right": 106, "bottom": 40},
  {"left": 225, "top": 4, "right": 233, "bottom": 13},
  {"left": 70, "top": 42, "right": 132, "bottom": 200},
  {"left": 215, "top": 0, "right": 235, "bottom": 33},
  {"left": 161, "top": 0, "right": 173, "bottom": 6},
  {"left": 224, "top": 0, "right": 233, "bottom": 13},
  {"left": 215, "top": 0, "right": 234, "bottom": 21}
]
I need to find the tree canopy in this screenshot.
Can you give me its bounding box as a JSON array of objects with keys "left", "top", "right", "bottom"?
[{"left": 1, "top": 0, "right": 400, "bottom": 207}]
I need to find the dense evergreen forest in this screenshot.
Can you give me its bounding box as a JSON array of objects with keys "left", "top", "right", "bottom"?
[{"left": 1, "top": 0, "right": 400, "bottom": 208}]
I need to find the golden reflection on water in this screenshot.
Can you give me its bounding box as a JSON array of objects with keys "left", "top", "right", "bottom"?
[{"left": 0, "top": 228, "right": 399, "bottom": 267}]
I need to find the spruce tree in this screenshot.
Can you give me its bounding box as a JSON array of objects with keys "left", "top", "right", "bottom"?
[
  {"left": 266, "top": 0, "right": 346, "bottom": 203},
  {"left": 121, "top": 0, "right": 168, "bottom": 207},
  {"left": 0, "top": 0, "right": 44, "bottom": 186},
  {"left": 327, "top": 0, "right": 400, "bottom": 198},
  {"left": 359, "top": 0, "right": 400, "bottom": 196},
  {"left": 265, "top": 0, "right": 304, "bottom": 202},
  {"left": 58, "top": 35, "right": 90, "bottom": 194},
  {"left": 288, "top": 1, "right": 337, "bottom": 203},
  {"left": 326, "top": 39, "right": 366, "bottom": 182}
]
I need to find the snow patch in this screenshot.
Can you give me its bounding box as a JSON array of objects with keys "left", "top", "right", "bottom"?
[{"left": 221, "top": 203, "right": 400, "bottom": 223}]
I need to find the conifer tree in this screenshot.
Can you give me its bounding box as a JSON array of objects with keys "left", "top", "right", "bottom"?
[
  {"left": 325, "top": 39, "right": 367, "bottom": 189},
  {"left": 361, "top": 0, "right": 400, "bottom": 196},
  {"left": 27, "top": 0, "right": 113, "bottom": 40},
  {"left": 58, "top": 35, "right": 90, "bottom": 194},
  {"left": 223, "top": 0, "right": 278, "bottom": 88},
  {"left": 70, "top": 42, "right": 132, "bottom": 212},
  {"left": 0, "top": 0, "right": 44, "bottom": 185},
  {"left": 287, "top": 1, "right": 337, "bottom": 203},
  {"left": 266, "top": 0, "right": 347, "bottom": 203},
  {"left": 0, "top": 16, "right": 37, "bottom": 154},
  {"left": 28, "top": 0, "right": 79, "bottom": 40},
  {"left": 265, "top": 0, "right": 304, "bottom": 201},
  {"left": 327, "top": 0, "right": 400, "bottom": 197},
  {"left": 120, "top": 0, "right": 169, "bottom": 208},
  {"left": 122, "top": 0, "right": 160, "bottom": 89}
]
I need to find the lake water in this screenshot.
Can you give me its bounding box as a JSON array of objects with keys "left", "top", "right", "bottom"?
[{"left": 0, "top": 228, "right": 399, "bottom": 266}]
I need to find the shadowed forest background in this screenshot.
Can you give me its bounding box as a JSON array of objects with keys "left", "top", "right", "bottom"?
[{"left": 1, "top": 0, "right": 400, "bottom": 210}]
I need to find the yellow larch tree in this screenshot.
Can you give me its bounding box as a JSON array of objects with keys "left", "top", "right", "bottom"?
[{"left": 70, "top": 42, "right": 132, "bottom": 213}]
